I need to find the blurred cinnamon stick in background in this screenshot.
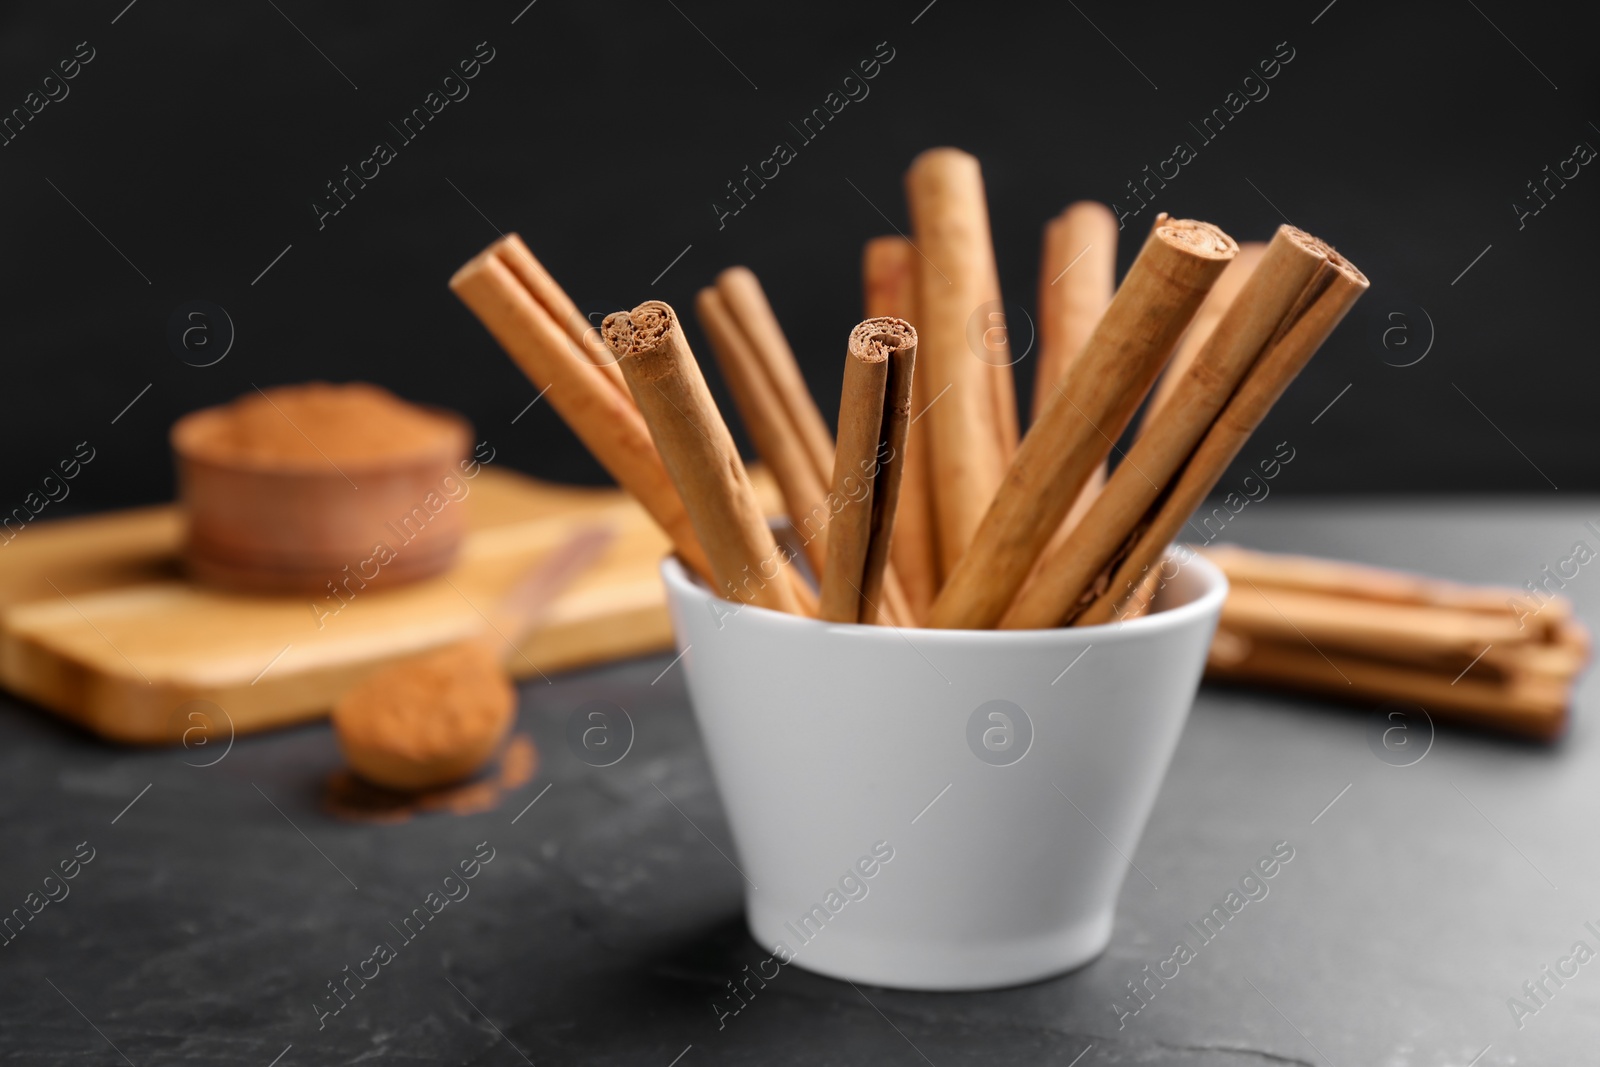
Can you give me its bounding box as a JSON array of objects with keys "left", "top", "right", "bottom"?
[
  {"left": 1201, "top": 543, "right": 1571, "bottom": 639},
  {"left": 712, "top": 268, "right": 839, "bottom": 490},
  {"left": 1033, "top": 203, "right": 1118, "bottom": 421},
  {"left": 1034, "top": 202, "right": 1118, "bottom": 536},
  {"left": 696, "top": 284, "right": 833, "bottom": 575},
  {"left": 1220, "top": 583, "right": 1531, "bottom": 664},
  {"left": 905, "top": 148, "right": 1017, "bottom": 576},
  {"left": 1022, "top": 201, "right": 1119, "bottom": 613},
  {"left": 1204, "top": 545, "right": 1590, "bottom": 741}
]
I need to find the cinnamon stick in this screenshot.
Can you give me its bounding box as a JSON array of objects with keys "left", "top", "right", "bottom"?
[
  {"left": 603, "top": 301, "right": 804, "bottom": 615},
  {"left": 1034, "top": 202, "right": 1118, "bottom": 421},
  {"left": 1200, "top": 543, "right": 1569, "bottom": 638},
  {"left": 819, "top": 319, "right": 917, "bottom": 623},
  {"left": 927, "top": 216, "right": 1238, "bottom": 629},
  {"left": 450, "top": 243, "right": 713, "bottom": 583},
  {"left": 1206, "top": 627, "right": 1571, "bottom": 742},
  {"left": 1482, "top": 618, "right": 1590, "bottom": 681},
  {"left": 1203, "top": 546, "right": 1590, "bottom": 682},
  {"left": 1219, "top": 581, "right": 1533, "bottom": 663},
  {"left": 1072, "top": 241, "right": 1369, "bottom": 627},
  {"left": 696, "top": 287, "right": 832, "bottom": 573},
  {"left": 1141, "top": 241, "right": 1267, "bottom": 432},
  {"left": 864, "top": 236, "right": 938, "bottom": 619},
  {"left": 862, "top": 327, "right": 916, "bottom": 623},
  {"left": 1214, "top": 583, "right": 1591, "bottom": 687},
  {"left": 698, "top": 273, "right": 910, "bottom": 625},
  {"left": 1004, "top": 225, "right": 1328, "bottom": 629},
  {"left": 1031, "top": 202, "right": 1117, "bottom": 557},
  {"left": 491, "top": 235, "right": 629, "bottom": 398},
  {"left": 714, "top": 267, "right": 836, "bottom": 490},
  {"left": 905, "top": 148, "right": 1017, "bottom": 575}
]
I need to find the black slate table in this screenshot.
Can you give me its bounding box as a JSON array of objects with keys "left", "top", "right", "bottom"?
[{"left": 4, "top": 500, "right": 1596, "bottom": 1066}]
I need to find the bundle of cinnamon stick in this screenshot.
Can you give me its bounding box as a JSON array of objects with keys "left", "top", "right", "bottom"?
[
  {"left": 1201, "top": 545, "right": 1589, "bottom": 741},
  {"left": 447, "top": 144, "right": 1585, "bottom": 739}
]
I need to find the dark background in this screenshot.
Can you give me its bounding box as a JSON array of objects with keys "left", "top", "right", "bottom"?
[{"left": 3, "top": 0, "right": 1596, "bottom": 514}]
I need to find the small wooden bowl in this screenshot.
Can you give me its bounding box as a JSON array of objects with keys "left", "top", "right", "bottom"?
[{"left": 172, "top": 384, "right": 473, "bottom": 594}]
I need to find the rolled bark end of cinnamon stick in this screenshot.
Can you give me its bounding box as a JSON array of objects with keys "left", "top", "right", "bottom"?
[
  {"left": 1151, "top": 217, "right": 1240, "bottom": 261},
  {"left": 1278, "top": 226, "right": 1370, "bottom": 288},
  {"left": 820, "top": 318, "right": 919, "bottom": 624},
  {"left": 601, "top": 300, "right": 677, "bottom": 362},
  {"left": 848, "top": 316, "right": 917, "bottom": 363},
  {"left": 605, "top": 300, "right": 805, "bottom": 616}
]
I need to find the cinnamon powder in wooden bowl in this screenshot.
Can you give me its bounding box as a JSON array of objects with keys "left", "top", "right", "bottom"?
[{"left": 172, "top": 383, "right": 472, "bottom": 593}]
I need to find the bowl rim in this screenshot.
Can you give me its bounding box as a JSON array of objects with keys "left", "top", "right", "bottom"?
[{"left": 660, "top": 545, "right": 1228, "bottom": 645}]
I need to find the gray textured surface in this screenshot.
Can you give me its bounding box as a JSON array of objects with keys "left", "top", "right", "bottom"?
[{"left": 2, "top": 499, "right": 1596, "bottom": 1065}]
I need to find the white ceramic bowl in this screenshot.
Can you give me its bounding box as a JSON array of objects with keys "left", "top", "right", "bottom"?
[{"left": 660, "top": 547, "right": 1227, "bottom": 991}]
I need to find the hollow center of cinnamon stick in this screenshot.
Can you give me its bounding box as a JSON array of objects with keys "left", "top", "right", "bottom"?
[{"left": 848, "top": 316, "right": 916, "bottom": 362}]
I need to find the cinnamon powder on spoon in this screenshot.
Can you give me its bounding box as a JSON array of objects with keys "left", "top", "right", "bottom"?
[{"left": 333, "top": 641, "right": 515, "bottom": 791}]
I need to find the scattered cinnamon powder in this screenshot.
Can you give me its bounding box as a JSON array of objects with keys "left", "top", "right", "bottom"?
[
  {"left": 323, "top": 734, "right": 539, "bottom": 824},
  {"left": 332, "top": 640, "right": 515, "bottom": 791},
  {"left": 177, "top": 382, "right": 464, "bottom": 470}
]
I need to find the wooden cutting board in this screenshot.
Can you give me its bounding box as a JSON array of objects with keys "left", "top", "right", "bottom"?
[{"left": 0, "top": 467, "right": 722, "bottom": 744}]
